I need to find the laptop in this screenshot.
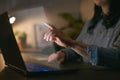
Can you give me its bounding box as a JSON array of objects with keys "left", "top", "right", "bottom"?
[{"left": 0, "top": 12, "right": 84, "bottom": 76}]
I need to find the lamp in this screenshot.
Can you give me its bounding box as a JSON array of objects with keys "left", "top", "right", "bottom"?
[{"left": 9, "top": 16, "right": 16, "bottom": 24}]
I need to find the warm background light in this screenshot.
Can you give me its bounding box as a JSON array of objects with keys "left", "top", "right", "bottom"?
[{"left": 9, "top": 16, "right": 16, "bottom": 24}]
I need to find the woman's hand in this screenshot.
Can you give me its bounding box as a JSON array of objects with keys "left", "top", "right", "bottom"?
[
  {"left": 43, "top": 24, "right": 74, "bottom": 48},
  {"left": 48, "top": 51, "right": 66, "bottom": 64},
  {"left": 44, "top": 23, "right": 90, "bottom": 61}
]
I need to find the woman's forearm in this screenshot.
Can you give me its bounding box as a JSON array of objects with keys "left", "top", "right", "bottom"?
[{"left": 69, "top": 40, "right": 90, "bottom": 60}]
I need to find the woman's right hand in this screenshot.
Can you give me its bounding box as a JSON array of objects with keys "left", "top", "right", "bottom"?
[
  {"left": 43, "top": 24, "right": 74, "bottom": 48},
  {"left": 48, "top": 51, "right": 66, "bottom": 64}
]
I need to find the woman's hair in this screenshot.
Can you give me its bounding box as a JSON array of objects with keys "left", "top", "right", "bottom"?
[{"left": 87, "top": 0, "right": 120, "bottom": 33}]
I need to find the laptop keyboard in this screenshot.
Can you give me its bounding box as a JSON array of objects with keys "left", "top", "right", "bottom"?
[{"left": 26, "top": 63, "right": 56, "bottom": 72}]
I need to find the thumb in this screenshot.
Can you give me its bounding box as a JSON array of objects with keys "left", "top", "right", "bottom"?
[{"left": 48, "top": 53, "right": 58, "bottom": 63}]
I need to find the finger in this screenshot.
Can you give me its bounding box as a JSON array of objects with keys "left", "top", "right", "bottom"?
[
  {"left": 43, "top": 31, "right": 49, "bottom": 40},
  {"left": 48, "top": 54, "right": 57, "bottom": 63},
  {"left": 43, "top": 22, "right": 56, "bottom": 30},
  {"left": 46, "top": 31, "right": 52, "bottom": 41},
  {"left": 48, "top": 53, "right": 58, "bottom": 63},
  {"left": 49, "top": 33, "right": 56, "bottom": 42},
  {"left": 57, "top": 52, "right": 65, "bottom": 64},
  {"left": 57, "top": 54, "right": 64, "bottom": 61},
  {"left": 49, "top": 35, "right": 54, "bottom": 42},
  {"left": 44, "top": 30, "right": 51, "bottom": 41},
  {"left": 58, "top": 58, "right": 64, "bottom": 64}
]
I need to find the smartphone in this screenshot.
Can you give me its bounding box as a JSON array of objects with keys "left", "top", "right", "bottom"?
[{"left": 43, "top": 22, "right": 53, "bottom": 30}]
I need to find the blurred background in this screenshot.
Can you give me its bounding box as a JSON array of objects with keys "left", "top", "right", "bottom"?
[{"left": 0, "top": 0, "right": 94, "bottom": 53}]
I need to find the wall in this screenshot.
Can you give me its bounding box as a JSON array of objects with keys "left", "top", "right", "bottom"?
[
  {"left": 0, "top": 0, "right": 94, "bottom": 23},
  {"left": 80, "top": 0, "right": 94, "bottom": 22},
  {"left": 0, "top": 0, "right": 81, "bottom": 27}
]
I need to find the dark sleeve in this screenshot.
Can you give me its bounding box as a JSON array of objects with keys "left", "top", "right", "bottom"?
[
  {"left": 88, "top": 36, "right": 120, "bottom": 68},
  {"left": 62, "top": 48, "right": 82, "bottom": 62},
  {"left": 97, "top": 47, "right": 120, "bottom": 67}
]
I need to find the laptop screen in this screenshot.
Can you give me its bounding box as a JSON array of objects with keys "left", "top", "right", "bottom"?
[{"left": 0, "top": 12, "right": 26, "bottom": 70}]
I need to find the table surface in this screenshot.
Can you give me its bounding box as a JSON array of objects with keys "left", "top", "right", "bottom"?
[{"left": 0, "top": 53, "right": 120, "bottom": 80}]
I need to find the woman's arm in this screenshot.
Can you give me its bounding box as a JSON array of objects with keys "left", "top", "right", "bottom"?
[
  {"left": 44, "top": 24, "right": 120, "bottom": 67},
  {"left": 70, "top": 35, "right": 120, "bottom": 67},
  {"left": 68, "top": 40, "right": 90, "bottom": 60}
]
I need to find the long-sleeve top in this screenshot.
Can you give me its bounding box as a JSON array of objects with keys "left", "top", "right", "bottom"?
[{"left": 63, "top": 18, "right": 120, "bottom": 68}]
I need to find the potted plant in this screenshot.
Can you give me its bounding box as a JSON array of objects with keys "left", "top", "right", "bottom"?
[
  {"left": 59, "top": 13, "right": 84, "bottom": 39},
  {"left": 15, "top": 31, "right": 27, "bottom": 50}
]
